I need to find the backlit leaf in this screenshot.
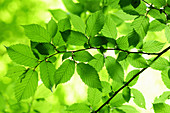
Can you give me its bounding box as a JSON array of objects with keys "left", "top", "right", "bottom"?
[
  {"left": 88, "top": 54, "right": 105, "bottom": 72},
  {"left": 165, "top": 25, "right": 170, "bottom": 43},
  {"left": 77, "top": 63, "right": 102, "bottom": 88},
  {"left": 22, "top": 24, "right": 51, "bottom": 42},
  {"left": 132, "top": 16, "right": 149, "bottom": 39},
  {"left": 116, "top": 36, "right": 129, "bottom": 50},
  {"left": 49, "top": 9, "right": 68, "bottom": 21},
  {"left": 86, "top": 10, "right": 104, "bottom": 37},
  {"left": 151, "top": 57, "right": 169, "bottom": 70},
  {"left": 54, "top": 59, "right": 75, "bottom": 86},
  {"left": 88, "top": 88, "right": 102, "bottom": 107},
  {"left": 101, "top": 15, "right": 117, "bottom": 39},
  {"left": 127, "top": 53, "right": 148, "bottom": 68},
  {"left": 40, "top": 61, "right": 56, "bottom": 90},
  {"left": 6, "top": 44, "right": 38, "bottom": 67},
  {"left": 15, "top": 69, "right": 38, "bottom": 101},
  {"left": 69, "top": 13, "right": 85, "bottom": 33},
  {"left": 66, "top": 103, "right": 90, "bottom": 113},
  {"left": 122, "top": 87, "right": 131, "bottom": 102},
  {"left": 61, "top": 30, "right": 88, "bottom": 46},
  {"left": 131, "top": 88, "right": 146, "bottom": 109},
  {"left": 125, "top": 70, "right": 140, "bottom": 86},
  {"left": 74, "top": 51, "right": 94, "bottom": 62},
  {"left": 142, "top": 40, "right": 165, "bottom": 53},
  {"left": 46, "top": 18, "right": 58, "bottom": 38},
  {"left": 161, "top": 68, "right": 170, "bottom": 89},
  {"left": 153, "top": 103, "right": 170, "bottom": 113},
  {"left": 58, "top": 18, "right": 71, "bottom": 32},
  {"left": 105, "top": 56, "right": 124, "bottom": 83},
  {"left": 149, "top": 20, "right": 166, "bottom": 32}
]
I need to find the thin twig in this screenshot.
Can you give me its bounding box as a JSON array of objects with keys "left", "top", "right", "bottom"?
[{"left": 94, "top": 46, "right": 170, "bottom": 113}]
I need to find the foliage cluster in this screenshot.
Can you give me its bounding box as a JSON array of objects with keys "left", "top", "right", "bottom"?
[{"left": 2, "top": 0, "right": 170, "bottom": 112}]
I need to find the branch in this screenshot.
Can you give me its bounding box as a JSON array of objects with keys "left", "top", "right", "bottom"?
[
  {"left": 94, "top": 46, "right": 170, "bottom": 113},
  {"left": 33, "top": 47, "right": 160, "bottom": 70}
]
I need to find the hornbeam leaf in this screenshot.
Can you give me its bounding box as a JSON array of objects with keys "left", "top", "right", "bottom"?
[
  {"left": 132, "top": 16, "right": 149, "bottom": 39},
  {"left": 165, "top": 25, "right": 170, "bottom": 43},
  {"left": 116, "top": 36, "right": 129, "bottom": 50},
  {"left": 69, "top": 13, "right": 85, "bottom": 33},
  {"left": 66, "top": 103, "right": 90, "bottom": 113},
  {"left": 61, "top": 30, "right": 88, "bottom": 46},
  {"left": 161, "top": 68, "right": 170, "bottom": 89},
  {"left": 105, "top": 56, "right": 124, "bottom": 83},
  {"left": 49, "top": 9, "right": 68, "bottom": 21},
  {"left": 87, "top": 87, "right": 102, "bottom": 107},
  {"left": 142, "top": 40, "right": 165, "bottom": 53},
  {"left": 77, "top": 63, "right": 102, "bottom": 88},
  {"left": 22, "top": 24, "right": 51, "bottom": 42},
  {"left": 6, "top": 44, "right": 38, "bottom": 67},
  {"left": 15, "top": 69, "right": 38, "bottom": 101},
  {"left": 6, "top": 66, "right": 26, "bottom": 79},
  {"left": 118, "top": 105, "right": 139, "bottom": 113},
  {"left": 153, "top": 103, "right": 170, "bottom": 113},
  {"left": 46, "top": 18, "right": 58, "bottom": 38},
  {"left": 125, "top": 70, "right": 140, "bottom": 86},
  {"left": 40, "top": 61, "right": 56, "bottom": 90},
  {"left": 88, "top": 54, "right": 105, "bottom": 72},
  {"left": 154, "top": 91, "right": 170, "bottom": 103},
  {"left": 54, "top": 59, "right": 75, "bottom": 86},
  {"left": 131, "top": 88, "right": 146, "bottom": 109},
  {"left": 74, "top": 51, "right": 94, "bottom": 62},
  {"left": 127, "top": 53, "right": 148, "bottom": 68},
  {"left": 86, "top": 10, "right": 104, "bottom": 37},
  {"left": 101, "top": 15, "right": 117, "bottom": 39},
  {"left": 151, "top": 57, "right": 169, "bottom": 70}
]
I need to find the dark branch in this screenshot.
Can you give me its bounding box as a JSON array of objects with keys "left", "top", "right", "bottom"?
[{"left": 94, "top": 46, "right": 170, "bottom": 113}]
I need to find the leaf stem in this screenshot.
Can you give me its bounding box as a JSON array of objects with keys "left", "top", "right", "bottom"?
[{"left": 93, "top": 46, "right": 170, "bottom": 113}]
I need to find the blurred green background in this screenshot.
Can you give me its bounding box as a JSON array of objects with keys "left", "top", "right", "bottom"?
[{"left": 0, "top": 0, "right": 169, "bottom": 113}]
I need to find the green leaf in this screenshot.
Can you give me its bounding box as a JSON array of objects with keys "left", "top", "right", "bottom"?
[
  {"left": 161, "top": 68, "right": 170, "bottom": 89},
  {"left": 142, "top": 40, "right": 165, "bottom": 53},
  {"left": 127, "top": 30, "right": 140, "bottom": 48},
  {"left": 58, "top": 18, "right": 71, "bottom": 32},
  {"left": 105, "top": 56, "right": 124, "bottom": 83},
  {"left": 154, "top": 91, "right": 170, "bottom": 103},
  {"left": 62, "top": 0, "right": 83, "bottom": 15},
  {"left": 122, "top": 87, "right": 131, "bottom": 102},
  {"left": 54, "top": 59, "right": 75, "bottom": 86},
  {"left": 15, "top": 69, "right": 38, "bottom": 101},
  {"left": 40, "top": 61, "right": 56, "bottom": 90},
  {"left": 61, "top": 30, "right": 88, "bottom": 46},
  {"left": 101, "top": 15, "right": 117, "bottom": 39},
  {"left": 77, "top": 63, "right": 102, "bottom": 88},
  {"left": 110, "top": 93, "right": 126, "bottom": 107},
  {"left": 87, "top": 88, "right": 102, "bottom": 107},
  {"left": 46, "top": 18, "right": 58, "bottom": 38},
  {"left": 149, "top": 9, "right": 166, "bottom": 23},
  {"left": 6, "top": 66, "right": 26, "bottom": 79},
  {"left": 165, "top": 25, "right": 170, "bottom": 43},
  {"left": 101, "top": 81, "right": 112, "bottom": 95},
  {"left": 117, "top": 52, "right": 128, "bottom": 61},
  {"left": 116, "top": 36, "right": 129, "bottom": 50},
  {"left": 118, "top": 105, "right": 139, "bottom": 113},
  {"left": 151, "top": 57, "right": 169, "bottom": 70},
  {"left": 110, "top": 14, "right": 124, "bottom": 26},
  {"left": 119, "top": 0, "right": 147, "bottom": 15},
  {"left": 153, "top": 103, "right": 170, "bottom": 113},
  {"left": 62, "top": 52, "right": 72, "bottom": 61},
  {"left": 49, "top": 9, "right": 68, "bottom": 21},
  {"left": 88, "top": 54, "right": 105, "bottom": 72},
  {"left": 168, "top": 69, "right": 170, "bottom": 79},
  {"left": 125, "top": 70, "right": 140, "bottom": 86},
  {"left": 35, "top": 43, "right": 55, "bottom": 55},
  {"left": 150, "top": 0, "right": 166, "bottom": 8},
  {"left": 132, "top": 16, "right": 149, "bottom": 39},
  {"left": 127, "top": 53, "right": 148, "bottom": 68},
  {"left": 131, "top": 88, "right": 146, "bottom": 109},
  {"left": 89, "top": 36, "right": 108, "bottom": 47},
  {"left": 73, "top": 51, "right": 94, "bottom": 62},
  {"left": 52, "top": 30, "right": 65, "bottom": 46},
  {"left": 69, "top": 13, "right": 85, "bottom": 33},
  {"left": 79, "top": 0, "right": 101, "bottom": 12},
  {"left": 149, "top": 20, "right": 166, "bottom": 32},
  {"left": 66, "top": 103, "right": 90, "bottom": 113},
  {"left": 6, "top": 44, "right": 38, "bottom": 67},
  {"left": 86, "top": 10, "right": 104, "bottom": 37},
  {"left": 131, "top": 0, "right": 141, "bottom": 8},
  {"left": 22, "top": 24, "right": 51, "bottom": 42}
]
